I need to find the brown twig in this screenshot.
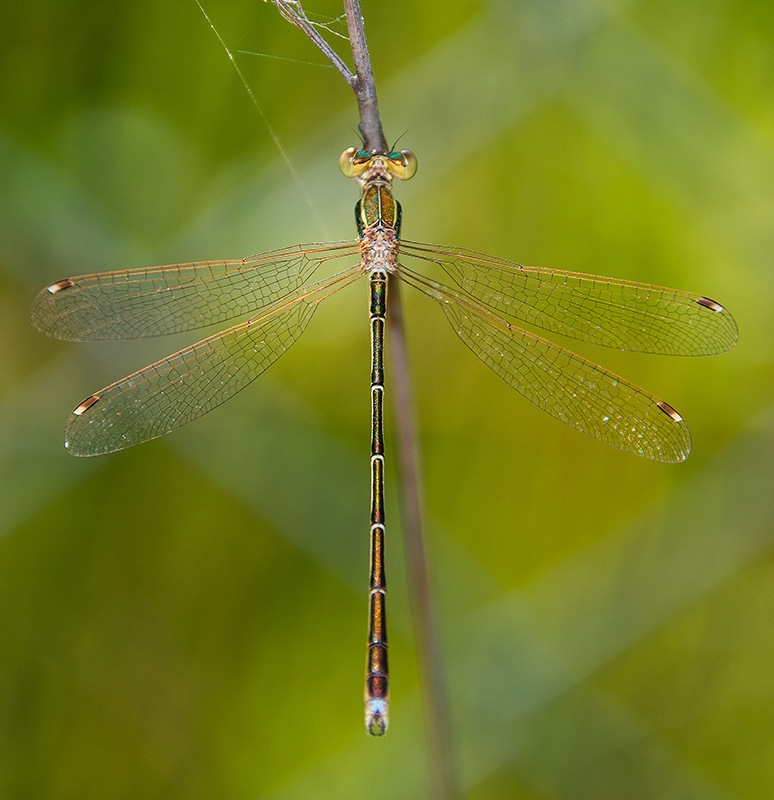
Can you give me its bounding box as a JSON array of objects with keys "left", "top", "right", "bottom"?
[
  {"left": 268, "top": 1, "right": 456, "bottom": 797},
  {"left": 387, "top": 279, "right": 457, "bottom": 800},
  {"left": 341, "top": 0, "right": 387, "bottom": 151}
]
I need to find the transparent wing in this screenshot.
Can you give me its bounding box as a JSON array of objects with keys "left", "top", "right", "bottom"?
[
  {"left": 31, "top": 241, "right": 361, "bottom": 341},
  {"left": 64, "top": 267, "right": 363, "bottom": 456},
  {"left": 400, "top": 267, "right": 692, "bottom": 462},
  {"left": 399, "top": 241, "right": 737, "bottom": 356}
]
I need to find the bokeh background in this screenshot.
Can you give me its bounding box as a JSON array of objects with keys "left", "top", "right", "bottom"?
[{"left": 1, "top": 0, "right": 772, "bottom": 797}]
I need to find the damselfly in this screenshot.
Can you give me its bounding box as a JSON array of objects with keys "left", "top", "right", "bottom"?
[{"left": 31, "top": 147, "right": 738, "bottom": 735}]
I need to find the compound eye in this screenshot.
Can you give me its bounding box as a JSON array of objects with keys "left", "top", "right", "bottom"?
[
  {"left": 339, "top": 147, "right": 372, "bottom": 177},
  {"left": 387, "top": 149, "right": 417, "bottom": 181}
]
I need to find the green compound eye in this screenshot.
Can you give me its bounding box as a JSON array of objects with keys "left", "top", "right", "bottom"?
[
  {"left": 386, "top": 150, "right": 417, "bottom": 181},
  {"left": 339, "top": 147, "right": 372, "bottom": 177}
]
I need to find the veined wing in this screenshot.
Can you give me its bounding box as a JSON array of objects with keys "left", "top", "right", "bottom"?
[
  {"left": 31, "top": 241, "right": 361, "bottom": 341},
  {"left": 400, "top": 266, "right": 692, "bottom": 462},
  {"left": 399, "top": 241, "right": 737, "bottom": 356},
  {"left": 64, "top": 266, "right": 363, "bottom": 456}
]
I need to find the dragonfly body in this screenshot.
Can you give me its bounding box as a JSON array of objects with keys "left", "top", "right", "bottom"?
[
  {"left": 345, "top": 147, "right": 416, "bottom": 735},
  {"left": 31, "top": 147, "right": 737, "bottom": 736}
]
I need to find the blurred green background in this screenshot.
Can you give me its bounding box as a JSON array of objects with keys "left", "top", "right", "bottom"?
[{"left": 1, "top": 0, "right": 772, "bottom": 797}]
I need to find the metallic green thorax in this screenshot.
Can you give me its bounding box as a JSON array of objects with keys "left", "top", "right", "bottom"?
[{"left": 356, "top": 185, "right": 402, "bottom": 237}]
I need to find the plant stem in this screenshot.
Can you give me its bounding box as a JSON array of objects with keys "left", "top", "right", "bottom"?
[
  {"left": 387, "top": 278, "right": 457, "bottom": 800},
  {"left": 269, "top": 2, "right": 457, "bottom": 796},
  {"left": 341, "top": 0, "right": 387, "bottom": 151}
]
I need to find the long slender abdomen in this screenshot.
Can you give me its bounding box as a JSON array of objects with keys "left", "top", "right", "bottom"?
[{"left": 365, "top": 270, "right": 389, "bottom": 735}]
